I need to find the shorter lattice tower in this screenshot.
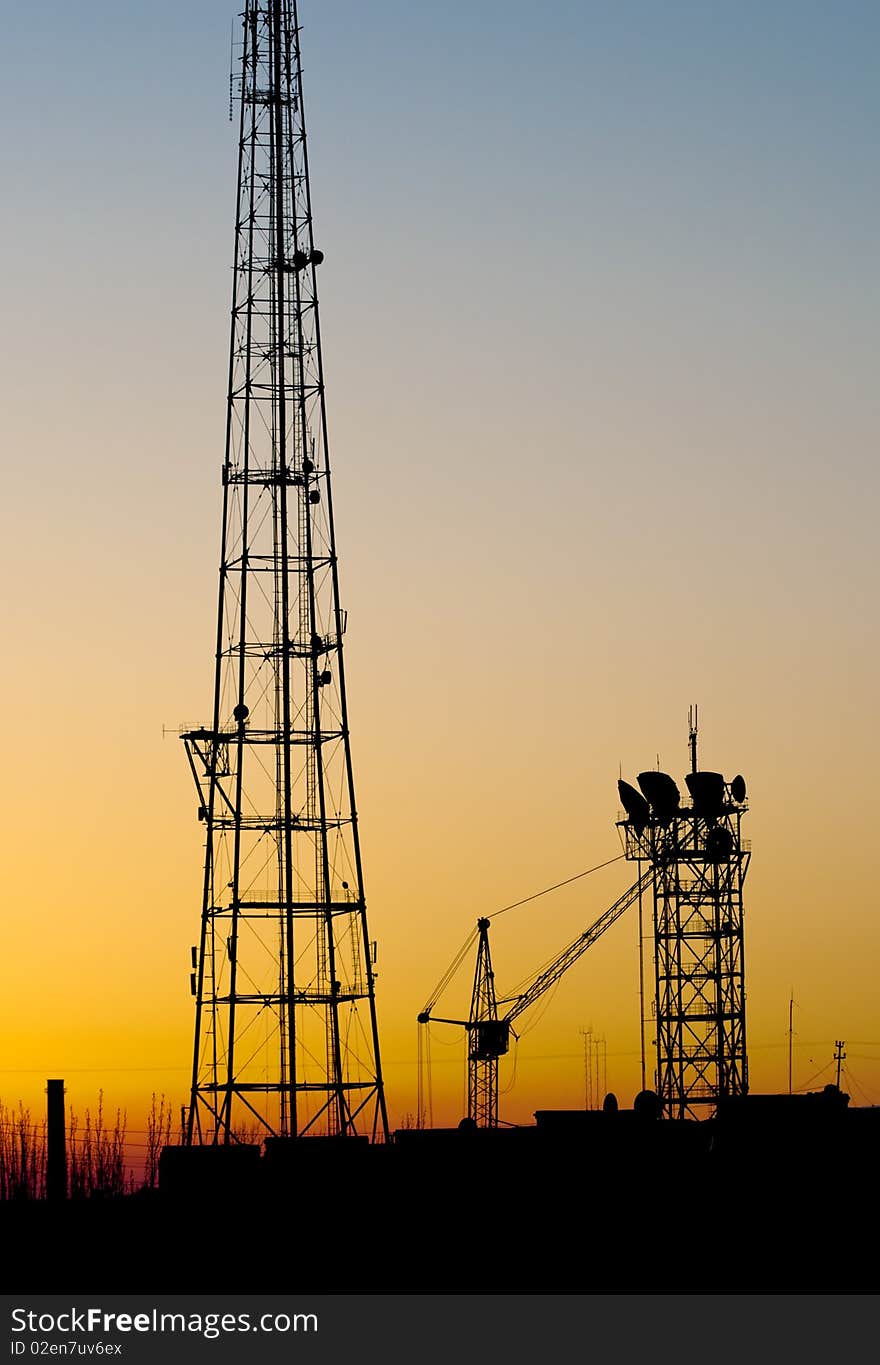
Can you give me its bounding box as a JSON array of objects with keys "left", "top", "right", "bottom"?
[{"left": 617, "top": 710, "right": 749, "bottom": 1118}]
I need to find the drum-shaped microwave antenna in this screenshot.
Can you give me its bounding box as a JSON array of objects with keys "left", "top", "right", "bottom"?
[
  {"left": 730, "top": 774, "right": 747, "bottom": 804},
  {"left": 637, "top": 771, "right": 680, "bottom": 824},
  {"left": 685, "top": 770, "right": 726, "bottom": 822},
  {"left": 618, "top": 779, "right": 650, "bottom": 834}
]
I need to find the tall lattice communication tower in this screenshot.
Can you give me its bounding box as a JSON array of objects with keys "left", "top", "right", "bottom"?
[
  {"left": 183, "top": 0, "right": 388, "bottom": 1144},
  {"left": 617, "top": 711, "right": 749, "bottom": 1119}
]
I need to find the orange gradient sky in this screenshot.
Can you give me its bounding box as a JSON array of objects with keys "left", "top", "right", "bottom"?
[{"left": 1, "top": 0, "right": 878, "bottom": 1144}]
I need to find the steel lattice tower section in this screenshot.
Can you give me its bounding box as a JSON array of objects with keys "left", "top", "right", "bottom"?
[
  {"left": 617, "top": 715, "right": 750, "bottom": 1119},
  {"left": 183, "top": 0, "right": 388, "bottom": 1145}
]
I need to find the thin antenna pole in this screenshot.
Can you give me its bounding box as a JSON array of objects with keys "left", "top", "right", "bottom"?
[
  {"left": 637, "top": 858, "right": 646, "bottom": 1093},
  {"left": 788, "top": 992, "right": 794, "bottom": 1094},
  {"left": 587, "top": 1027, "right": 592, "bottom": 1109},
  {"left": 688, "top": 704, "right": 699, "bottom": 775},
  {"left": 582, "top": 1026, "right": 593, "bottom": 1109}
]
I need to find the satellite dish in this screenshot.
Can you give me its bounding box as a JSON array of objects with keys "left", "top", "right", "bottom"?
[
  {"left": 685, "top": 771, "right": 726, "bottom": 822},
  {"left": 730, "top": 774, "right": 747, "bottom": 804},
  {"left": 637, "top": 771, "right": 680, "bottom": 824},
  {"left": 618, "top": 779, "right": 650, "bottom": 834},
  {"left": 705, "top": 825, "right": 734, "bottom": 862}
]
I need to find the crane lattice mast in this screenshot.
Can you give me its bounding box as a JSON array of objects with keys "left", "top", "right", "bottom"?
[{"left": 467, "top": 920, "right": 503, "bottom": 1128}]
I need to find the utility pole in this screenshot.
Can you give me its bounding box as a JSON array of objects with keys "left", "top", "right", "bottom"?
[
  {"left": 834, "top": 1039, "right": 846, "bottom": 1090},
  {"left": 579, "top": 1029, "right": 607, "bottom": 1108},
  {"left": 183, "top": 0, "right": 388, "bottom": 1145},
  {"left": 787, "top": 992, "right": 795, "bottom": 1094}
]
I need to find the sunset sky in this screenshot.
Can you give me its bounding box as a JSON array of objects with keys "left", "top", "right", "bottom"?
[{"left": 1, "top": 0, "right": 878, "bottom": 1152}]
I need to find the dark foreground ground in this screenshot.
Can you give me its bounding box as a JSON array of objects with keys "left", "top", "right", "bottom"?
[{"left": 2, "top": 1095, "right": 877, "bottom": 1295}]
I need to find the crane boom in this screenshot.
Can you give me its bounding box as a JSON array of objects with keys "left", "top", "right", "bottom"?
[
  {"left": 463, "top": 868, "right": 652, "bottom": 1125},
  {"left": 501, "top": 869, "right": 652, "bottom": 1027}
]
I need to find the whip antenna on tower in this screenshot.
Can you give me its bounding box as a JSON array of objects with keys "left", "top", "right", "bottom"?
[
  {"left": 228, "top": 20, "right": 235, "bottom": 121},
  {"left": 688, "top": 703, "right": 699, "bottom": 775}
]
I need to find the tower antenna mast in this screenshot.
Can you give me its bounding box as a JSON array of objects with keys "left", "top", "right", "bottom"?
[
  {"left": 183, "top": 0, "right": 388, "bottom": 1145},
  {"left": 618, "top": 718, "right": 749, "bottom": 1118}
]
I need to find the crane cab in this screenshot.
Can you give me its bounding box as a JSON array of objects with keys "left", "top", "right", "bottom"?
[{"left": 469, "top": 1020, "right": 511, "bottom": 1061}]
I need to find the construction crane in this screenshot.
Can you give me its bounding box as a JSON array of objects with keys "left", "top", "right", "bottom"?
[{"left": 418, "top": 869, "right": 652, "bottom": 1128}]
